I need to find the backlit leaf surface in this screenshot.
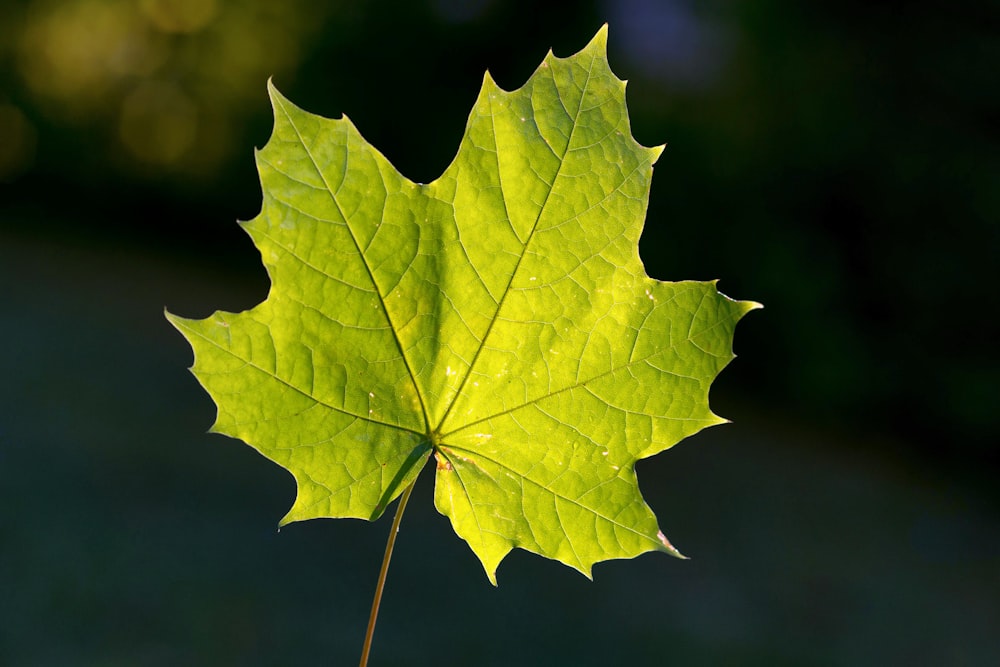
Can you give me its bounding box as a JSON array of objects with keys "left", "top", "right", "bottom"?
[{"left": 167, "top": 27, "right": 759, "bottom": 583}]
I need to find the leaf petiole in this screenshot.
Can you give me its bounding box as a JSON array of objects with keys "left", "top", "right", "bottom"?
[{"left": 359, "top": 479, "right": 417, "bottom": 667}]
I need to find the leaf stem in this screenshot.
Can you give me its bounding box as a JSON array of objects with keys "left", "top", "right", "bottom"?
[{"left": 359, "top": 480, "right": 417, "bottom": 667}]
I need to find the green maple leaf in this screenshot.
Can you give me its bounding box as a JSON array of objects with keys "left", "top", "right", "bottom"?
[{"left": 167, "top": 27, "right": 758, "bottom": 584}]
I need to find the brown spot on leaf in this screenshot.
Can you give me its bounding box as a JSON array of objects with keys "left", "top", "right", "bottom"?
[{"left": 657, "top": 530, "right": 688, "bottom": 559}]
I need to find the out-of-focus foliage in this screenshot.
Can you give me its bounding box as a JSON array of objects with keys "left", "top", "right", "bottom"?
[{"left": 2, "top": 0, "right": 334, "bottom": 177}]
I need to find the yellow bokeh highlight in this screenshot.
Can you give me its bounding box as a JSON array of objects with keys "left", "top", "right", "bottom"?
[
  {"left": 118, "top": 82, "right": 198, "bottom": 165},
  {"left": 18, "top": 0, "right": 163, "bottom": 112},
  {"left": 140, "top": 0, "right": 217, "bottom": 34},
  {"left": 10, "top": 0, "right": 337, "bottom": 174}
]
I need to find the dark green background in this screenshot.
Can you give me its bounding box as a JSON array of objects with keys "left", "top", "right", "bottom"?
[{"left": 2, "top": 1, "right": 997, "bottom": 664}]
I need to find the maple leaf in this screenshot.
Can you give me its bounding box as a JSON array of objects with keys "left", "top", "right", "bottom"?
[{"left": 167, "top": 26, "right": 759, "bottom": 583}]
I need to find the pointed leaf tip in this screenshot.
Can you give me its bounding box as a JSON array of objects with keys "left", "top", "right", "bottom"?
[
  {"left": 592, "top": 23, "right": 610, "bottom": 50},
  {"left": 657, "top": 531, "right": 688, "bottom": 559}
]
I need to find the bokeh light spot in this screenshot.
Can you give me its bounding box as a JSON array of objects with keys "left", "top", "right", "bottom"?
[
  {"left": 140, "top": 0, "right": 217, "bottom": 34},
  {"left": 118, "top": 82, "right": 198, "bottom": 166}
]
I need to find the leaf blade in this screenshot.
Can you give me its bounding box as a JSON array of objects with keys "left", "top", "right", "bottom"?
[{"left": 167, "top": 25, "right": 760, "bottom": 581}]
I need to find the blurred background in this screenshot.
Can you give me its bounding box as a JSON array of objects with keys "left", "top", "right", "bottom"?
[{"left": 2, "top": 0, "right": 997, "bottom": 664}]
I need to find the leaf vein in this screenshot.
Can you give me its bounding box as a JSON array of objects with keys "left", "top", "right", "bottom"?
[{"left": 273, "top": 96, "right": 432, "bottom": 433}]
